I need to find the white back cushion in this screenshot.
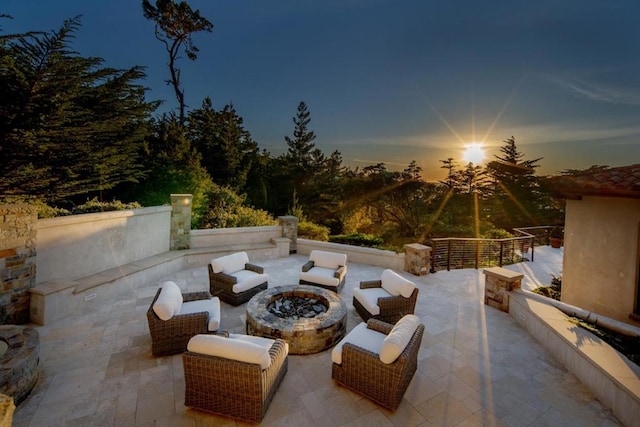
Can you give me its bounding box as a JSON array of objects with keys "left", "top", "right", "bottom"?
[
  {"left": 380, "top": 269, "right": 416, "bottom": 298},
  {"left": 310, "top": 250, "right": 347, "bottom": 270},
  {"left": 211, "top": 251, "right": 249, "bottom": 274},
  {"left": 379, "top": 314, "right": 421, "bottom": 364},
  {"left": 331, "top": 322, "right": 385, "bottom": 365},
  {"left": 187, "top": 334, "right": 272, "bottom": 369},
  {"left": 152, "top": 281, "right": 183, "bottom": 320}
]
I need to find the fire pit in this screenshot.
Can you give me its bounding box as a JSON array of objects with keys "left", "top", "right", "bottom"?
[{"left": 246, "top": 285, "right": 347, "bottom": 354}]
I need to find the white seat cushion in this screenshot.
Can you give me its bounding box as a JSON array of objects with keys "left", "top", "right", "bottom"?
[
  {"left": 380, "top": 269, "right": 416, "bottom": 298},
  {"left": 187, "top": 334, "right": 272, "bottom": 369},
  {"left": 379, "top": 314, "right": 421, "bottom": 364},
  {"left": 310, "top": 250, "right": 347, "bottom": 270},
  {"left": 352, "top": 287, "right": 392, "bottom": 316},
  {"left": 180, "top": 297, "right": 221, "bottom": 331},
  {"left": 152, "top": 281, "right": 183, "bottom": 320},
  {"left": 211, "top": 252, "right": 249, "bottom": 274},
  {"left": 231, "top": 270, "right": 268, "bottom": 293},
  {"left": 300, "top": 266, "right": 339, "bottom": 288},
  {"left": 331, "top": 322, "right": 385, "bottom": 365}
]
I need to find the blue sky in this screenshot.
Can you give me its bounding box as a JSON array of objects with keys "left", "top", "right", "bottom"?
[{"left": 3, "top": 0, "right": 640, "bottom": 180}]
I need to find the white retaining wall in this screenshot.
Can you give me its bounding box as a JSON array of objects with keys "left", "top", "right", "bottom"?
[{"left": 36, "top": 206, "right": 171, "bottom": 284}]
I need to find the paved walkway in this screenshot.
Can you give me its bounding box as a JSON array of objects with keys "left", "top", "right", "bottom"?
[{"left": 13, "top": 246, "right": 622, "bottom": 426}]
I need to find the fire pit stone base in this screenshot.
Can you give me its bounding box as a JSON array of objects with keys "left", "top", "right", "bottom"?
[{"left": 246, "top": 285, "right": 347, "bottom": 355}]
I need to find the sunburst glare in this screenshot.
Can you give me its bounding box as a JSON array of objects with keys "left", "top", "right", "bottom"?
[{"left": 463, "top": 143, "right": 486, "bottom": 164}]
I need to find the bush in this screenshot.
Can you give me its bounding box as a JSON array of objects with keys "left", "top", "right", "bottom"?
[
  {"left": 72, "top": 198, "right": 142, "bottom": 215},
  {"left": 329, "top": 233, "right": 383, "bottom": 247},
  {"left": 199, "top": 185, "right": 277, "bottom": 228},
  {"left": 298, "top": 220, "right": 329, "bottom": 241},
  {"left": 482, "top": 228, "right": 514, "bottom": 239}
]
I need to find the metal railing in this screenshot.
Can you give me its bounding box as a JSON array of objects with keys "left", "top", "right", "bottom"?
[{"left": 430, "top": 226, "right": 560, "bottom": 272}]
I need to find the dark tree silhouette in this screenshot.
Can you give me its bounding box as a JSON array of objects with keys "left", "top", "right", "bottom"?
[{"left": 142, "top": 0, "right": 213, "bottom": 125}]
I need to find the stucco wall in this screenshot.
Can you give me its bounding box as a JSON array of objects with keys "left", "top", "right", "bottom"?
[
  {"left": 36, "top": 206, "right": 171, "bottom": 284},
  {"left": 562, "top": 196, "right": 640, "bottom": 324}
]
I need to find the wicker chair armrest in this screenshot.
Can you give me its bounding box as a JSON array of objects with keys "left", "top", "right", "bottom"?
[
  {"left": 301, "top": 260, "right": 314, "bottom": 272},
  {"left": 340, "top": 342, "right": 404, "bottom": 376},
  {"left": 245, "top": 263, "right": 264, "bottom": 274},
  {"left": 366, "top": 318, "right": 394, "bottom": 335},
  {"left": 182, "top": 291, "right": 212, "bottom": 302},
  {"left": 335, "top": 265, "right": 346, "bottom": 279},
  {"left": 213, "top": 272, "right": 238, "bottom": 285},
  {"left": 359, "top": 279, "right": 382, "bottom": 289}
]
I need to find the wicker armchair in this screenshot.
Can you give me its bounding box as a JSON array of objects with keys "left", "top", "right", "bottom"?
[
  {"left": 208, "top": 252, "right": 268, "bottom": 306},
  {"left": 146, "top": 283, "right": 220, "bottom": 356},
  {"left": 353, "top": 269, "right": 418, "bottom": 324},
  {"left": 183, "top": 334, "right": 289, "bottom": 423},
  {"left": 299, "top": 250, "right": 347, "bottom": 293},
  {"left": 331, "top": 317, "right": 424, "bottom": 410}
]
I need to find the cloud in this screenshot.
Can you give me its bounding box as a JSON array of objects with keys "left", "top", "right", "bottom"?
[{"left": 553, "top": 77, "right": 640, "bottom": 105}]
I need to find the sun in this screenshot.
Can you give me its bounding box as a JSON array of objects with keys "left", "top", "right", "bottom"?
[{"left": 462, "top": 143, "right": 486, "bottom": 164}]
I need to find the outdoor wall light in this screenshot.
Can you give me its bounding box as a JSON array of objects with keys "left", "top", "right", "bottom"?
[{"left": 182, "top": 197, "right": 190, "bottom": 206}]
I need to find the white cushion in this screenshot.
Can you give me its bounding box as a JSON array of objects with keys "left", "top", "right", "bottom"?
[
  {"left": 380, "top": 269, "right": 416, "bottom": 298},
  {"left": 331, "top": 322, "right": 385, "bottom": 365},
  {"left": 152, "top": 281, "right": 183, "bottom": 321},
  {"left": 231, "top": 270, "right": 268, "bottom": 293},
  {"left": 379, "top": 314, "right": 421, "bottom": 364},
  {"left": 180, "top": 297, "right": 221, "bottom": 331},
  {"left": 310, "top": 250, "right": 347, "bottom": 270},
  {"left": 300, "top": 266, "right": 340, "bottom": 288},
  {"left": 187, "top": 334, "right": 272, "bottom": 369},
  {"left": 353, "top": 287, "right": 392, "bottom": 316},
  {"left": 211, "top": 252, "right": 249, "bottom": 274}
]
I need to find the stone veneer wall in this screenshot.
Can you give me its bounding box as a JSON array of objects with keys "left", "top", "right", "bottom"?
[{"left": 0, "top": 204, "right": 37, "bottom": 324}]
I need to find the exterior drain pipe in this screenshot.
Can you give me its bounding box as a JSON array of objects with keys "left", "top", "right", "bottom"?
[{"left": 515, "top": 289, "right": 640, "bottom": 338}]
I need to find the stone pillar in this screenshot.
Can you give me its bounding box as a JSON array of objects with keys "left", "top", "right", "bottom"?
[
  {"left": 170, "top": 194, "right": 192, "bottom": 250},
  {"left": 0, "top": 204, "right": 38, "bottom": 325},
  {"left": 278, "top": 216, "right": 298, "bottom": 254},
  {"left": 404, "top": 243, "right": 431, "bottom": 276},
  {"left": 483, "top": 267, "right": 524, "bottom": 313}
]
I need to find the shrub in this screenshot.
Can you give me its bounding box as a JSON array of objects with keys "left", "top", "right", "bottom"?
[
  {"left": 329, "top": 233, "right": 383, "bottom": 247},
  {"left": 72, "top": 198, "right": 142, "bottom": 214},
  {"left": 298, "top": 220, "right": 329, "bottom": 241},
  {"left": 482, "top": 228, "right": 514, "bottom": 239}
]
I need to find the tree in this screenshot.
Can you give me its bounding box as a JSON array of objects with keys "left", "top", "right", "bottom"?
[
  {"left": 284, "top": 101, "right": 316, "bottom": 169},
  {"left": 142, "top": 0, "right": 213, "bottom": 125},
  {"left": 125, "top": 114, "right": 214, "bottom": 226},
  {"left": 0, "top": 16, "right": 159, "bottom": 201},
  {"left": 188, "top": 98, "right": 259, "bottom": 190},
  {"left": 485, "top": 136, "right": 544, "bottom": 228}
]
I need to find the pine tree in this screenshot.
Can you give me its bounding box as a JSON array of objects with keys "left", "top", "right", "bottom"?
[
  {"left": 284, "top": 101, "right": 316, "bottom": 169},
  {"left": 0, "top": 16, "right": 159, "bottom": 201}
]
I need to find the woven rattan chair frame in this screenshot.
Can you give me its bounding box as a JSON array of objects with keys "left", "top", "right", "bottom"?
[
  {"left": 183, "top": 339, "right": 289, "bottom": 423},
  {"left": 146, "top": 289, "right": 214, "bottom": 356},
  {"left": 299, "top": 261, "right": 346, "bottom": 293},
  {"left": 208, "top": 263, "right": 268, "bottom": 306},
  {"left": 331, "top": 319, "right": 424, "bottom": 411},
  {"left": 353, "top": 279, "right": 419, "bottom": 324}
]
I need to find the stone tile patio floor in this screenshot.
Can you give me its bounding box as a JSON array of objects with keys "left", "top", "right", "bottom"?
[{"left": 13, "top": 246, "right": 622, "bottom": 426}]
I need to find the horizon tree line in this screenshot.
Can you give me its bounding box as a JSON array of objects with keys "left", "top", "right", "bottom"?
[{"left": 1, "top": 7, "right": 578, "bottom": 247}]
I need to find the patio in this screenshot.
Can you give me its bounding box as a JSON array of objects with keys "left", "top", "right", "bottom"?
[{"left": 12, "top": 246, "right": 621, "bottom": 426}]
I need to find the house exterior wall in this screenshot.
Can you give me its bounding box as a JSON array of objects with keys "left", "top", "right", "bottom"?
[{"left": 562, "top": 196, "right": 640, "bottom": 325}]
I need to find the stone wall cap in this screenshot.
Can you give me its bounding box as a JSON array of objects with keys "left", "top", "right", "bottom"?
[{"left": 483, "top": 267, "right": 525, "bottom": 281}]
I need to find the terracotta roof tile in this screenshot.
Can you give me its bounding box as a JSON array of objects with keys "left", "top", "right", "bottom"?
[{"left": 548, "top": 164, "right": 640, "bottom": 199}]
